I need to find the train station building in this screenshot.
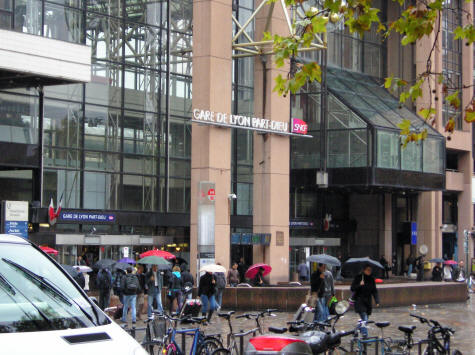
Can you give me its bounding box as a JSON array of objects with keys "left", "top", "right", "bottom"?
[{"left": 0, "top": 0, "right": 473, "bottom": 281}]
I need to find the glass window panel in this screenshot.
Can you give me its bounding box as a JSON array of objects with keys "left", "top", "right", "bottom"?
[
  {"left": 43, "top": 169, "right": 81, "bottom": 208},
  {"left": 43, "top": 99, "right": 81, "bottom": 148},
  {"left": 349, "top": 130, "right": 368, "bottom": 167},
  {"left": 401, "top": 142, "right": 422, "bottom": 171},
  {"left": 86, "top": 14, "right": 122, "bottom": 62},
  {"left": 169, "top": 75, "right": 192, "bottom": 116},
  {"left": 83, "top": 172, "right": 119, "bottom": 209},
  {"left": 85, "top": 105, "right": 121, "bottom": 152},
  {"left": 123, "top": 23, "right": 160, "bottom": 69},
  {"left": 123, "top": 155, "right": 157, "bottom": 175},
  {"left": 44, "top": 84, "right": 83, "bottom": 102},
  {"left": 291, "top": 135, "right": 320, "bottom": 169},
  {"left": 49, "top": 0, "right": 82, "bottom": 8},
  {"left": 86, "top": 61, "right": 122, "bottom": 107},
  {"left": 377, "top": 130, "right": 400, "bottom": 169},
  {"left": 0, "top": 92, "right": 39, "bottom": 144},
  {"left": 0, "top": 0, "right": 12, "bottom": 10},
  {"left": 123, "top": 110, "right": 159, "bottom": 155},
  {"left": 44, "top": 148, "right": 81, "bottom": 169},
  {"left": 0, "top": 11, "right": 11, "bottom": 28},
  {"left": 86, "top": 0, "right": 121, "bottom": 16},
  {"left": 236, "top": 164, "right": 252, "bottom": 183},
  {"left": 44, "top": 3, "right": 83, "bottom": 43},
  {"left": 124, "top": 67, "right": 160, "bottom": 111},
  {"left": 169, "top": 159, "right": 190, "bottom": 178},
  {"left": 168, "top": 178, "right": 190, "bottom": 213},
  {"left": 236, "top": 183, "right": 252, "bottom": 215},
  {"left": 169, "top": 119, "right": 191, "bottom": 158},
  {"left": 328, "top": 130, "right": 349, "bottom": 167},
  {"left": 14, "top": 0, "right": 41, "bottom": 35},
  {"left": 236, "top": 129, "right": 253, "bottom": 165},
  {"left": 423, "top": 138, "right": 444, "bottom": 174},
  {"left": 84, "top": 151, "right": 120, "bottom": 171},
  {"left": 122, "top": 174, "right": 156, "bottom": 211},
  {"left": 124, "top": 0, "right": 162, "bottom": 25}
]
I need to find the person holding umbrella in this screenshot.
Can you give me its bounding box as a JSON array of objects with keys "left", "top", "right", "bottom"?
[
  {"left": 146, "top": 264, "right": 163, "bottom": 318},
  {"left": 310, "top": 263, "right": 331, "bottom": 322},
  {"left": 251, "top": 267, "right": 267, "bottom": 287},
  {"left": 198, "top": 271, "right": 217, "bottom": 323},
  {"left": 350, "top": 264, "right": 380, "bottom": 337},
  {"left": 96, "top": 267, "right": 112, "bottom": 310},
  {"left": 431, "top": 262, "right": 443, "bottom": 281}
]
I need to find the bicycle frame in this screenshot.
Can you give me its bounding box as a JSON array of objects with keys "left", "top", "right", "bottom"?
[{"left": 167, "top": 326, "right": 204, "bottom": 355}]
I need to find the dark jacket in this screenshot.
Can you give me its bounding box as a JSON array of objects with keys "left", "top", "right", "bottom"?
[
  {"left": 120, "top": 273, "right": 142, "bottom": 295},
  {"left": 198, "top": 273, "right": 215, "bottom": 297},
  {"left": 350, "top": 273, "right": 379, "bottom": 315},
  {"left": 181, "top": 270, "right": 194, "bottom": 287},
  {"left": 251, "top": 272, "right": 266, "bottom": 287},
  {"left": 310, "top": 270, "right": 325, "bottom": 297},
  {"left": 431, "top": 266, "right": 443, "bottom": 281},
  {"left": 237, "top": 262, "right": 246, "bottom": 282},
  {"left": 74, "top": 272, "right": 86, "bottom": 289},
  {"left": 146, "top": 270, "right": 163, "bottom": 290}
]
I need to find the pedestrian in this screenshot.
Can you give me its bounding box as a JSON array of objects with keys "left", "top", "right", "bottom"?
[
  {"left": 251, "top": 267, "right": 267, "bottom": 287},
  {"left": 96, "top": 267, "right": 112, "bottom": 310},
  {"left": 406, "top": 254, "right": 415, "bottom": 277},
  {"left": 453, "top": 261, "right": 466, "bottom": 282},
  {"left": 443, "top": 264, "right": 453, "bottom": 281},
  {"left": 136, "top": 264, "right": 146, "bottom": 320},
  {"left": 181, "top": 267, "right": 195, "bottom": 300},
  {"left": 415, "top": 256, "right": 424, "bottom": 281},
  {"left": 227, "top": 262, "right": 240, "bottom": 287},
  {"left": 198, "top": 271, "right": 217, "bottom": 322},
  {"left": 237, "top": 257, "right": 247, "bottom": 283},
  {"left": 297, "top": 260, "right": 310, "bottom": 282},
  {"left": 113, "top": 269, "right": 125, "bottom": 304},
  {"left": 350, "top": 264, "right": 380, "bottom": 337},
  {"left": 214, "top": 263, "right": 226, "bottom": 310},
  {"left": 84, "top": 271, "right": 90, "bottom": 294},
  {"left": 469, "top": 273, "right": 474, "bottom": 293},
  {"left": 431, "top": 263, "right": 443, "bottom": 281},
  {"left": 74, "top": 266, "right": 86, "bottom": 289},
  {"left": 121, "top": 267, "right": 141, "bottom": 325},
  {"left": 146, "top": 265, "right": 163, "bottom": 318},
  {"left": 323, "top": 265, "right": 335, "bottom": 314},
  {"left": 168, "top": 266, "right": 183, "bottom": 313},
  {"left": 379, "top": 255, "right": 390, "bottom": 279},
  {"left": 77, "top": 255, "right": 86, "bottom": 266},
  {"left": 310, "top": 263, "right": 325, "bottom": 321}
]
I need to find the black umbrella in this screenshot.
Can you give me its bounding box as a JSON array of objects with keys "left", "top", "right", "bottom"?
[
  {"left": 61, "top": 264, "right": 79, "bottom": 278},
  {"left": 341, "top": 257, "right": 384, "bottom": 278},
  {"left": 307, "top": 254, "right": 341, "bottom": 266},
  {"left": 176, "top": 257, "right": 188, "bottom": 265},
  {"left": 93, "top": 258, "right": 115, "bottom": 271},
  {"left": 429, "top": 258, "right": 445, "bottom": 263},
  {"left": 112, "top": 262, "right": 130, "bottom": 271}
]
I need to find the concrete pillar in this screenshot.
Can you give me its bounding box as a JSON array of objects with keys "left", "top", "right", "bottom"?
[
  {"left": 417, "top": 191, "right": 442, "bottom": 259},
  {"left": 380, "top": 193, "right": 392, "bottom": 265},
  {"left": 252, "top": 0, "right": 291, "bottom": 283},
  {"left": 190, "top": 0, "right": 232, "bottom": 277}
]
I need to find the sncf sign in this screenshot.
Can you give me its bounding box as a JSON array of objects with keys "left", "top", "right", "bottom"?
[{"left": 291, "top": 118, "right": 308, "bottom": 135}]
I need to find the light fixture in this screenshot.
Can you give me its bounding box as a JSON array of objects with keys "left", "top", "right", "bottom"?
[{"left": 39, "top": 223, "right": 50, "bottom": 228}]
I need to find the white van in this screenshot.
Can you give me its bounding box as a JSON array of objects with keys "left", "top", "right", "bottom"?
[{"left": 0, "top": 234, "right": 148, "bottom": 355}]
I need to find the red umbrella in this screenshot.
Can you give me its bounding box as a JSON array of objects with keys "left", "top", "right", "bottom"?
[
  {"left": 245, "top": 263, "right": 272, "bottom": 279},
  {"left": 40, "top": 246, "right": 58, "bottom": 256},
  {"left": 444, "top": 260, "right": 457, "bottom": 265},
  {"left": 140, "top": 249, "right": 176, "bottom": 260},
  {"left": 375, "top": 278, "right": 383, "bottom": 284}
]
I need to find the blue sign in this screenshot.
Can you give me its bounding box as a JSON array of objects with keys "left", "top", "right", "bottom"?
[
  {"left": 411, "top": 222, "right": 417, "bottom": 245},
  {"left": 5, "top": 221, "right": 28, "bottom": 239},
  {"left": 60, "top": 212, "right": 116, "bottom": 223},
  {"left": 241, "top": 233, "right": 252, "bottom": 245},
  {"left": 231, "top": 233, "right": 241, "bottom": 245}
]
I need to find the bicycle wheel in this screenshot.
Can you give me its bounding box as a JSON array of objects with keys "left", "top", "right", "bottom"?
[
  {"left": 197, "top": 339, "right": 221, "bottom": 355},
  {"left": 211, "top": 348, "right": 231, "bottom": 355}
]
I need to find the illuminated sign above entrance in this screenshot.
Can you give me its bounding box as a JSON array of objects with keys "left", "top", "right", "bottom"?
[{"left": 192, "top": 109, "right": 312, "bottom": 138}]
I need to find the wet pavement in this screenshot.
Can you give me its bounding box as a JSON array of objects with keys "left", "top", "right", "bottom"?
[{"left": 119, "top": 294, "right": 475, "bottom": 354}]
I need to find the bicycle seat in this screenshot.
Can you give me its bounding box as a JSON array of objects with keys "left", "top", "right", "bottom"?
[
  {"left": 376, "top": 321, "right": 391, "bottom": 328},
  {"left": 218, "top": 311, "right": 235, "bottom": 320},
  {"left": 269, "top": 327, "right": 288, "bottom": 334},
  {"left": 289, "top": 324, "right": 306, "bottom": 333},
  {"left": 398, "top": 325, "right": 416, "bottom": 334},
  {"left": 191, "top": 316, "right": 207, "bottom": 323}
]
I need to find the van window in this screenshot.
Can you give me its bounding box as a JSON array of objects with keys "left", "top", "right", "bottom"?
[{"left": 0, "top": 243, "right": 107, "bottom": 333}]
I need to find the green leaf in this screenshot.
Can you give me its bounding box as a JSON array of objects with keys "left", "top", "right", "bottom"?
[
  {"left": 418, "top": 108, "right": 436, "bottom": 119},
  {"left": 397, "top": 119, "right": 411, "bottom": 135},
  {"left": 446, "top": 91, "right": 460, "bottom": 109},
  {"left": 384, "top": 74, "right": 394, "bottom": 89},
  {"left": 465, "top": 110, "right": 475, "bottom": 123},
  {"left": 312, "top": 16, "right": 329, "bottom": 33}
]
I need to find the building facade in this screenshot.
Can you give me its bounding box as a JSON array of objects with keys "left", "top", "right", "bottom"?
[{"left": 0, "top": 0, "right": 473, "bottom": 279}]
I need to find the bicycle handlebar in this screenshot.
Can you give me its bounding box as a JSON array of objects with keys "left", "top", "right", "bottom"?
[{"left": 410, "top": 314, "right": 455, "bottom": 335}]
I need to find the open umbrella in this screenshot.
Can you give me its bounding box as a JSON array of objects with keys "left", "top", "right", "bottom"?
[
  {"left": 61, "top": 264, "right": 79, "bottom": 278},
  {"left": 429, "top": 258, "right": 445, "bottom": 263},
  {"left": 138, "top": 255, "right": 171, "bottom": 266},
  {"left": 444, "top": 260, "right": 458, "bottom": 265},
  {"left": 118, "top": 257, "right": 136, "bottom": 264},
  {"left": 140, "top": 250, "right": 176, "bottom": 260},
  {"left": 307, "top": 254, "right": 341, "bottom": 266},
  {"left": 74, "top": 265, "right": 92, "bottom": 273},
  {"left": 176, "top": 257, "right": 188, "bottom": 265},
  {"left": 245, "top": 263, "right": 272, "bottom": 279},
  {"left": 341, "top": 257, "right": 383, "bottom": 277},
  {"left": 200, "top": 264, "right": 226, "bottom": 274},
  {"left": 40, "top": 246, "right": 58, "bottom": 256},
  {"left": 93, "top": 258, "right": 116, "bottom": 271},
  {"left": 113, "top": 262, "right": 131, "bottom": 271}
]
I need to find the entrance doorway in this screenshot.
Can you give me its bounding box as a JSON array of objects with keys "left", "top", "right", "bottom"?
[{"left": 442, "top": 233, "right": 457, "bottom": 260}]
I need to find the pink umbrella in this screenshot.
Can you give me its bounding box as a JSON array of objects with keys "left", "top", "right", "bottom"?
[
  {"left": 40, "top": 246, "right": 58, "bottom": 256},
  {"left": 444, "top": 260, "right": 457, "bottom": 265},
  {"left": 140, "top": 249, "right": 176, "bottom": 260},
  {"left": 245, "top": 263, "right": 272, "bottom": 279}
]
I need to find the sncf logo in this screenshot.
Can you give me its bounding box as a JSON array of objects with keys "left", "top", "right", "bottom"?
[{"left": 291, "top": 118, "right": 308, "bottom": 135}]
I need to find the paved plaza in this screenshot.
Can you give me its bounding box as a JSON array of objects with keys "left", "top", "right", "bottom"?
[{"left": 120, "top": 294, "right": 474, "bottom": 354}]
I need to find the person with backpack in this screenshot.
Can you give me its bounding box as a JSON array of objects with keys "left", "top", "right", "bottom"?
[
  {"left": 146, "top": 264, "right": 163, "bottom": 319},
  {"left": 214, "top": 263, "right": 226, "bottom": 310},
  {"left": 168, "top": 266, "right": 183, "bottom": 313},
  {"left": 113, "top": 269, "right": 125, "bottom": 304},
  {"left": 96, "top": 267, "right": 112, "bottom": 310},
  {"left": 198, "top": 271, "right": 217, "bottom": 323},
  {"left": 181, "top": 267, "right": 194, "bottom": 300},
  {"left": 120, "top": 267, "right": 141, "bottom": 325}
]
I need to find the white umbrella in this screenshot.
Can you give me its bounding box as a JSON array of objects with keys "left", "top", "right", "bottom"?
[
  {"left": 200, "top": 264, "right": 226, "bottom": 273},
  {"left": 74, "top": 265, "right": 93, "bottom": 273}
]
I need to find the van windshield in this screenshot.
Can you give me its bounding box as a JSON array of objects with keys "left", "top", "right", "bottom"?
[{"left": 0, "top": 243, "right": 102, "bottom": 333}]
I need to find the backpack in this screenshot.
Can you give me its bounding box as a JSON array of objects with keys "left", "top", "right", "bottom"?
[
  {"left": 113, "top": 272, "right": 122, "bottom": 290},
  {"left": 124, "top": 274, "right": 139, "bottom": 294},
  {"left": 215, "top": 272, "right": 226, "bottom": 289},
  {"left": 97, "top": 270, "right": 112, "bottom": 290}
]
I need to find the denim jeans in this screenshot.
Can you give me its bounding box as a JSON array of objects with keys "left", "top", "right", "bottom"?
[
  {"left": 359, "top": 312, "right": 369, "bottom": 337},
  {"left": 147, "top": 286, "right": 163, "bottom": 317},
  {"left": 200, "top": 294, "right": 216, "bottom": 313},
  {"left": 122, "top": 294, "right": 137, "bottom": 323},
  {"left": 408, "top": 264, "right": 413, "bottom": 276},
  {"left": 315, "top": 297, "right": 329, "bottom": 322},
  {"left": 215, "top": 288, "right": 224, "bottom": 307}
]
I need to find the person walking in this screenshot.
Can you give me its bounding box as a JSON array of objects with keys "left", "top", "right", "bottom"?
[
  {"left": 168, "top": 266, "right": 183, "bottom": 313},
  {"left": 323, "top": 266, "right": 335, "bottom": 315},
  {"left": 181, "top": 267, "right": 194, "bottom": 300},
  {"left": 198, "top": 271, "right": 217, "bottom": 323},
  {"left": 113, "top": 269, "right": 125, "bottom": 304},
  {"left": 350, "top": 265, "right": 380, "bottom": 337},
  {"left": 146, "top": 265, "right": 163, "bottom": 318},
  {"left": 214, "top": 263, "right": 226, "bottom": 310},
  {"left": 431, "top": 263, "right": 443, "bottom": 281},
  {"left": 136, "top": 264, "right": 146, "bottom": 320},
  {"left": 380, "top": 256, "right": 390, "bottom": 279},
  {"left": 310, "top": 263, "right": 325, "bottom": 321},
  {"left": 237, "top": 257, "right": 247, "bottom": 283},
  {"left": 227, "top": 262, "right": 240, "bottom": 287},
  {"left": 406, "top": 254, "right": 415, "bottom": 277},
  {"left": 74, "top": 266, "right": 86, "bottom": 289},
  {"left": 96, "top": 267, "right": 112, "bottom": 310},
  {"left": 121, "top": 267, "right": 141, "bottom": 325},
  {"left": 297, "top": 260, "right": 310, "bottom": 282}
]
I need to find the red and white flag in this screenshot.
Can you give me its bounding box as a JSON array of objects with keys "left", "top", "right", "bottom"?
[{"left": 48, "top": 196, "right": 62, "bottom": 226}]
